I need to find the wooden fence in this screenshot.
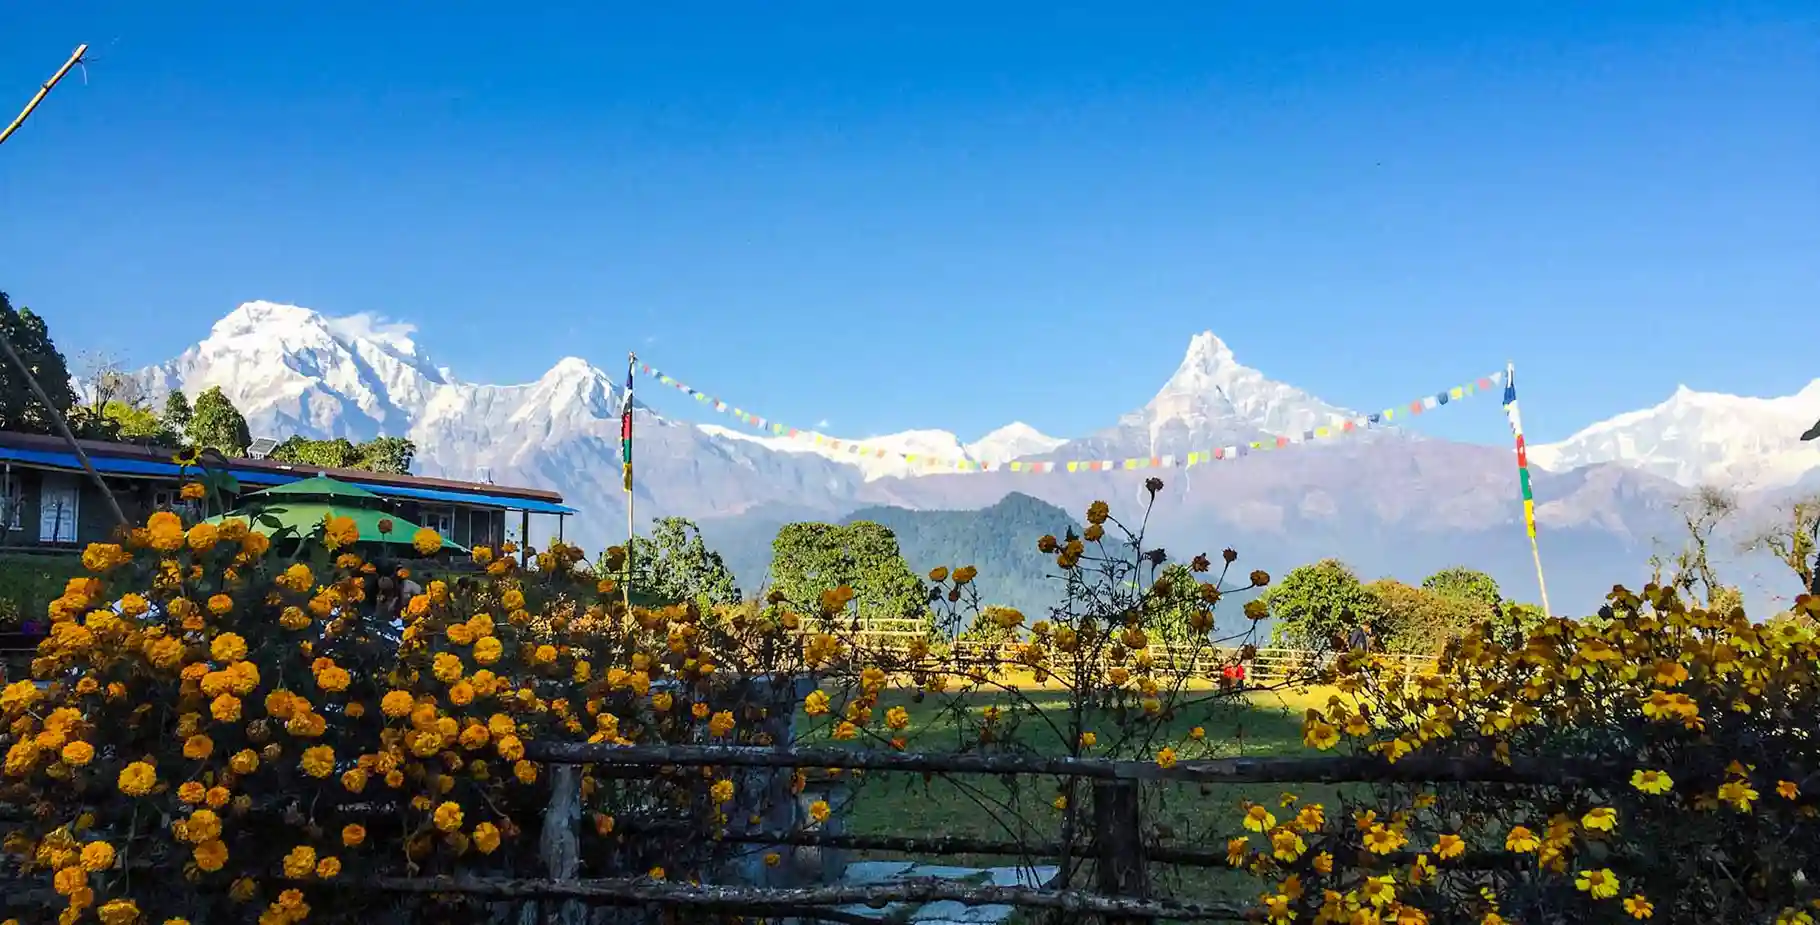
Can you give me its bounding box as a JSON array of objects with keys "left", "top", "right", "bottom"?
[{"left": 367, "top": 739, "right": 1613, "bottom": 925}]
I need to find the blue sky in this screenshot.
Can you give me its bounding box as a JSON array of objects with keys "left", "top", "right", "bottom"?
[{"left": 3, "top": 3, "right": 1815, "bottom": 448}]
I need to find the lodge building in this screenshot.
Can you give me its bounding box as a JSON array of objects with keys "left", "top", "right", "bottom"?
[{"left": 0, "top": 430, "right": 575, "bottom": 553}]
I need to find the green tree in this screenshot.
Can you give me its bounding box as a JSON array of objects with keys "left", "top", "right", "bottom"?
[
  {"left": 769, "top": 521, "right": 930, "bottom": 628},
  {"left": 271, "top": 436, "right": 360, "bottom": 469},
  {"left": 0, "top": 292, "right": 77, "bottom": 435},
  {"left": 356, "top": 436, "right": 416, "bottom": 474},
  {"left": 162, "top": 390, "right": 193, "bottom": 435},
  {"left": 628, "top": 517, "right": 741, "bottom": 609},
  {"left": 1367, "top": 578, "right": 1481, "bottom": 655},
  {"left": 187, "top": 386, "right": 251, "bottom": 457},
  {"left": 1149, "top": 561, "right": 1218, "bottom": 644},
  {"left": 1420, "top": 566, "right": 1502, "bottom": 612},
  {"left": 1262, "top": 558, "right": 1381, "bottom": 649}
]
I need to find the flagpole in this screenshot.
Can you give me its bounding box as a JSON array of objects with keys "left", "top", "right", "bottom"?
[
  {"left": 623, "top": 351, "right": 636, "bottom": 614},
  {"left": 1504, "top": 361, "right": 1554, "bottom": 616}
]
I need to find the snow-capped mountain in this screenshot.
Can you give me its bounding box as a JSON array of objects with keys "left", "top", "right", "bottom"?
[
  {"left": 1530, "top": 381, "right": 1820, "bottom": 491},
  {"left": 137, "top": 301, "right": 1806, "bottom": 616},
  {"left": 966, "top": 423, "right": 1065, "bottom": 464},
  {"left": 1028, "top": 331, "right": 1362, "bottom": 464},
  {"left": 140, "top": 302, "right": 871, "bottom": 547},
  {"left": 696, "top": 421, "right": 1068, "bottom": 481}
]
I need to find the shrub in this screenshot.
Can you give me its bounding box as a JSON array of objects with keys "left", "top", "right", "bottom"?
[
  {"left": 0, "top": 477, "right": 1293, "bottom": 924},
  {"left": 0, "top": 553, "right": 87, "bottom": 629},
  {"left": 1227, "top": 585, "right": 1820, "bottom": 923}
]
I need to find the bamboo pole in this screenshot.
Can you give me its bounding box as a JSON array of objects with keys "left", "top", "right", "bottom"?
[{"left": 1, "top": 45, "right": 88, "bottom": 148}]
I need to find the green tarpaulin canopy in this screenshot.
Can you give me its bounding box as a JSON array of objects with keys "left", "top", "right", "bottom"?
[
  {"left": 249, "top": 476, "right": 383, "bottom": 500},
  {"left": 206, "top": 502, "right": 466, "bottom": 553}
]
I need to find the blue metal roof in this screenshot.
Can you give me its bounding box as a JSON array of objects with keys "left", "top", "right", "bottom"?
[{"left": 0, "top": 445, "right": 576, "bottom": 515}]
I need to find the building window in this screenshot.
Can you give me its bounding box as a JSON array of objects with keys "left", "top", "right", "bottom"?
[
  {"left": 151, "top": 487, "right": 202, "bottom": 523},
  {"left": 0, "top": 472, "right": 21, "bottom": 531},
  {"left": 469, "top": 509, "right": 497, "bottom": 548},
  {"left": 422, "top": 507, "right": 456, "bottom": 540}
]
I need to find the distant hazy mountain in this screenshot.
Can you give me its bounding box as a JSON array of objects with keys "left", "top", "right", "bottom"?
[{"left": 135, "top": 300, "right": 1815, "bottom": 618}]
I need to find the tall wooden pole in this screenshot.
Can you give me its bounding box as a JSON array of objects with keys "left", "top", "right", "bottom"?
[
  {"left": 1, "top": 45, "right": 88, "bottom": 148},
  {"left": 623, "top": 352, "right": 636, "bottom": 613}
]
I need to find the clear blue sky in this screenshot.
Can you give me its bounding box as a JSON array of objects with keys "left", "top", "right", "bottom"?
[{"left": 3, "top": 3, "right": 1815, "bottom": 447}]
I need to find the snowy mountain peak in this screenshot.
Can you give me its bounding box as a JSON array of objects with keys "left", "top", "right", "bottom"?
[
  {"left": 1114, "top": 330, "right": 1356, "bottom": 452},
  {"left": 1177, "top": 330, "right": 1238, "bottom": 371},
  {"left": 966, "top": 422, "right": 1065, "bottom": 463},
  {"left": 1530, "top": 379, "right": 1820, "bottom": 490}
]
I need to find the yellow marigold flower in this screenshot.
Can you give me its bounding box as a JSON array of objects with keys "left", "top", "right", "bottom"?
[
  {"left": 1270, "top": 829, "right": 1306, "bottom": 862},
  {"left": 1079, "top": 731, "right": 1097, "bottom": 749},
  {"left": 808, "top": 800, "right": 831, "bottom": 824},
  {"left": 183, "top": 734, "right": 214, "bottom": 760},
  {"left": 711, "top": 779, "right": 735, "bottom": 804},
  {"left": 1242, "top": 803, "right": 1277, "bottom": 833},
  {"left": 1155, "top": 746, "right": 1177, "bottom": 769},
  {"left": 117, "top": 761, "right": 157, "bottom": 796},
  {"left": 210, "top": 632, "right": 248, "bottom": 663},
  {"left": 710, "top": 710, "right": 738, "bottom": 736},
  {"left": 316, "top": 856, "right": 341, "bottom": 878},
  {"left": 1631, "top": 769, "right": 1673, "bottom": 795},
  {"left": 412, "top": 528, "right": 442, "bottom": 555},
  {"left": 380, "top": 690, "right": 415, "bottom": 717},
  {"left": 178, "top": 781, "right": 207, "bottom": 805},
  {"left": 1576, "top": 868, "right": 1621, "bottom": 900},
  {"left": 80, "top": 543, "right": 133, "bottom": 573},
  {"left": 1362, "top": 824, "right": 1406, "bottom": 855},
  {"left": 1624, "top": 895, "right": 1655, "bottom": 919},
  {"left": 473, "top": 822, "right": 502, "bottom": 854},
  {"left": 473, "top": 636, "right": 504, "bottom": 664},
  {"left": 324, "top": 516, "right": 360, "bottom": 549},
  {"left": 433, "top": 801, "right": 465, "bottom": 832},
  {"left": 229, "top": 749, "right": 259, "bottom": 775},
  {"left": 79, "top": 841, "right": 116, "bottom": 872},
  {"left": 1505, "top": 826, "right": 1540, "bottom": 853},
  {"left": 1433, "top": 834, "right": 1465, "bottom": 859},
  {"left": 60, "top": 741, "right": 95, "bottom": 767},
  {"left": 315, "top": 666, "right": 352, "bottom": 693},
  {"left": 1359, "top": 874, "right": 1396, "bottom": 909},
  {"left": 1718, "top": 780, "right": 1759, "bottom": 811},
  {"left": 341, "top": 824, "right": 367, "bottom": 847},
  {"left": 1311, "top": 851, "right": 1333, "bottom": 874},
  {"left": 192, "top": 839, "right": 228, "bottom": 872},
  {"left": 1302, "top": 720, "right": 1340, "bottom": 750},
  {"left": 206, "top": 593, "right": 234, "bottom": 616},
  {"left": 648, "top": 866, "right": 666, "bottom": 880},
  {"left": 52, "top": 865, "right": 86, "bottom": 895},
  {"left": 1582, "top": 807, "right": 1617, "bottom": 832},
  {"left": 300, "top": 745, "right": 336, "bottom": 778},
  {"left": 803, "top": 690, "right": 831, "bottom": 717},
  {"left": 1780, "top": 780, "right": 1800, "bottom": 800},
  {"left": 281, "top": 845, "right": 317, "bottom": 879},
  {"left": 1224, "top": 837, "right": 1248, "bottom": 867}
]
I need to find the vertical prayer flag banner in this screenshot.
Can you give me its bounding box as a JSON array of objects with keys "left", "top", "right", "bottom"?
[
  {"left": 635, "top": 361, "right": 1505, "bottom": 475},
  {"left": 620, "top": 361, "right": 635, "bottom": 493},
  {"left": 1502, "top": 362, "right": 1535, "bottom": 538}
]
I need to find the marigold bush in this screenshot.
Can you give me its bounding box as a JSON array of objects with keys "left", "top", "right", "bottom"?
[
  {"left": 1242, "top": 587, "right": 1820, "bottom": 924},
  {"left": 0, "top": 476, "right": 1293, "bottom": 925}
]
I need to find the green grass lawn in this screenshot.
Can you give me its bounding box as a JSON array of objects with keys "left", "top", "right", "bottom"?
[{"left": 800, "top": 683, "right": 1352, "bottom": 911}]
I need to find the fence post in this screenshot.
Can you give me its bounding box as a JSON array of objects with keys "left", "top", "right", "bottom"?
[
  {"left": 539, "top": 763, "right": 584, "bottom": 925},
  {"left": 1091, "top": 780, "right": 1147, "bottom": 925}
]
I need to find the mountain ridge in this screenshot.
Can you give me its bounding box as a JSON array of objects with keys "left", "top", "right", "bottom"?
[{"left": 132, "top": 300, "right": 1820, "bottom": 617}]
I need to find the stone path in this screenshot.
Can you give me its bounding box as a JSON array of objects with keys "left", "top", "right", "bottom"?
[{"left": 833, "top": 860, "right": 1059, "bottom": 924}]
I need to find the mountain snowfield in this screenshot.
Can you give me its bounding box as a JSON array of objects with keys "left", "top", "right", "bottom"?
[
  {"left": 136, "top": 301, "right": 1820, "bottom": 614},
  {"left": 1531, "top": 381, "right": 1820, "bottom": 492}
]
